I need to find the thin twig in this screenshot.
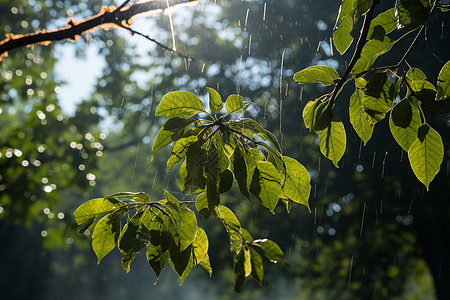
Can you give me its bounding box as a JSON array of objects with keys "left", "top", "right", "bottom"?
[
  {"left": 117, "top": 23, "right": 193, "bottom": 60},
  {"left": 0, "top": 0, "right": 197, "bottom": 61}
]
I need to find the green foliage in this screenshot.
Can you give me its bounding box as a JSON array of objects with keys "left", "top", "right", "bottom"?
[
  {"left": 74, "top": 88, "right": 310, "bottom": 291},
  {"left": 294, "top": 0, "right": 449, "bottom": 188}
]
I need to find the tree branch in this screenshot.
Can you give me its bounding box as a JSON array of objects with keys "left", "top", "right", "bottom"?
[
  {"left": 329, "top": 0, "right": 379, "bottom": 104},
  {"left": 0, "top": 0, "right": 198, "bottom": 61}
]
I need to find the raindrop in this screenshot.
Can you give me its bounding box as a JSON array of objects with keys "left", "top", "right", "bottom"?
[
  {"left": 348, "top": 256, "right": 354, "bottom": 286},
  {"left": 131, "top": 144, "right": 140, "bottom": 179},
  {"left": 371, "top": 152, "right": 376, "bottom": 168},
  {"left": 41, "top": 230, "right": 48, "bottom": 237},
  {"left": 248, "top": 34, "right": 252, "bottom": 54},
  {"left": 244, "top": 8, "right": 249, "bottom": 30},
  {"left": 408, "top": 198, "right": 414, "bottom": 214},
  {"left": 263, "top": 3, "right": 267, "bottom": 21},
  {"left": 358, "top": 139, "right": 363, "bottom": 159},
  {"left": 152, "top": 170, "right": 158, "bottom": 189},
  {"left": 381, "top": 151, "right": 388, "bottom": 178},
  {"left": 166, "top": 0, "right": 177, "bottom": 51},
  {"left": 359, "top": 202, "right": 366, "bottom": 238}
]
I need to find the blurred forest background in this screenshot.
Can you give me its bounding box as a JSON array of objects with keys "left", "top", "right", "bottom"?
[{"left": 1, "top": 0, "right": 449, "bottom": 299}]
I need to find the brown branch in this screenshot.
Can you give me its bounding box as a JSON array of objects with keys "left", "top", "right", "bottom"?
[{"left": 0, "top": 0, "right": 198, "bottom": 61}]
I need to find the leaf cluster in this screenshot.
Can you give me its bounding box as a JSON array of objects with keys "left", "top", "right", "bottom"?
[
  {"left": 74, "top": 88, "right": 311, "bottom": 291},
  {"left": 294, "top": 0, "right": 449, "bottom": 189}
]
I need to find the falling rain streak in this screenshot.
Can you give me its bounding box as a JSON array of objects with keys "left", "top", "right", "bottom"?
[
  {"left": 263, "top": 3, "right": 267, "bottom": 21},
  {"left": 381, "top": 151, "right": 388, "bottom": 179},
  {"left": 348, "top": 256, "right": 354, "bottom": 286},
  {"left": 166, "top": 0, "right": 177, "bottom": 51},
  {"left": 359, "top": 202, "right": 367, "bottom": 238},
  {"left": 279, "top": 50, "right": 285, "bottom": 137}
]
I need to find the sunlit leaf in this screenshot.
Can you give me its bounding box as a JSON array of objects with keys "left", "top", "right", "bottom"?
[
  {"left": 436, "top": 60, "right": 450, "bottom": 101},
  {"left": 282, "top": 156, "right": 311, "bottom": 211},
  {"left": 349, "top": 87, "right": 374, "bottom": 145},
  {"left": 233, "top": 145, "right": 251, "bottom": 200},
  {"left": 243, "top": 247, "right": 252, "bottom": 277},
  {"left": 182, "top": 141, "right": 206, "bottom": 193},
  {"left": 250, "top": 161, "right": 282, "bottom": 213},
  {"left": 351, "top": 37, "right": 395, "bottom": 74},
  {"left": 169, "top": 241, "right": 192, "bottom": 278},
  {"left": 118, "top": 211, "right": 146, "bottom": 255},
  {"left": 207, "top": 87, "right": 223, "bottom": 114},
  {"left": 195, "top": 192, "right": 211, "bottom": 220},
  {"left": 389, "top": 97, "right": 421, "bottom": 151},
  {"left": 234, "top": 249, "right": 246, "bottom": 292},
  {"left": 179, "top": 227, "right": 210, "bottom": 284},
  {"left": 164, "top": 191, "right": 197, "bottom": 252},
  {"left": 362, "top": 72, "right": 397, "bottom": 113},
  {"left": 293, "top": 65, "right": 340, "bottom": 86},
  {"left": 333, "top": 14, "right": 355, "bottom": 55},
  {"left": 252, "top": 239, "right": 288, "bottom": 267},
  {"left": 302, "top": 99, "right": 319, "bottom": 130},
  {"left": 216, "top": 205, "right": 242, "bottom": 252},
  {"left": 408, "top": 124, "right": 444, "bottom": 190},
  {"left": 155, "top": 91, "right": 205, "bottom": 118},
  {"left": 316, "top": 113, "right": 347, "bottom": 168},
  {"left": 73, "top": 197, "right": 122, "bottom": 225},
  {"left": 250, "top": 248, "right": 264, "bottom": 285},
  {"left": 395, "top": 0, "right": 431, "bottom": 30},
  {"left": 151, "top": 117, "right": 197, "bottom": 160},
  {"left": 312, "top": 100, "right": 333, "bottom": 131},
  {"left": 166, "top": 135, "right": 197, "bottom": 171},
  {"left": 225, "top": 94, "right": 244, "bottom": 114},
  {"left": 92, "top": 212, "right": 120, "bottom": 264},
  {"left": 367, "top": 8, "right": 397, "bottom": 39}
]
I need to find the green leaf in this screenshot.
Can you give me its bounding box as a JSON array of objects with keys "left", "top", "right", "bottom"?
[
  {"left": 217, "top": 205, "right": 242, "bottom": 252},
  {"left": 389, "top": 97, "right": 421, "bottom": 151},
  {"left": 179, "top": 227, "right": 210, "bottom": 284},
  {"left": 207, "top": 87, "right": 223, "bottom": 114},
  {"left": 249, "top": 161, "right": 282, "bottom": 213},
  {"left": 316, "top": 113, "right": 347, "bottom": 168},
  {"left": 121, "top": 252, "right": 137, "bottom": 273},
  {"left": 151, "top": 117, "right": 197, "bottom": 160},
  {"left": 182, "top": 141, "right": 206, "bottom": 193},
  {"left": 351, "top": 37, "right": 395, "bottom": 74},
  {"left": 169, "top": 240, "right": 192, "bottom": 278},
  {"left": 407, "top": 67, "right": 427, "bottom": 81},
  {"left": 349, "top": 87, "right": 374, "bottom": 145},
  {"left": 408, "top": 124, "right": 444, "bottom": 190},
  {"left": 437, "top": 60, "right": 450, "bottom": 101},
  {"left": 395, "top": 0, "right": 431, "bottom": 30},
  {"left": 302, "top": 99, "right": 319, "bottom": 130},
  {"left": 293, "top": 66, "right": 340, "bottom": 86},
  {"left": 282, "top": 156, "right": 311, "bottom": 211},
  {"left": 155, "top": 91, "right": 205, "bottom": 118},
  {"left": 205, "top": 142, "right": 220, "bottom": 213},
  {"left": 367, "top": 8, "right": 397, "bottom": 39},
  {"left": 233, "top": 145, "right": 251, "bottom": 200},
  {"left": 145, "top": 212, "right": 170, "bottom": 280},
  {"left": 195, "top": 192, "right": 211, "bottom": 220},
  {"left": 147, "top": 239, "right": 170, "bottom": 280},
  {"left": 312, "top": 100, "right": 333, "bottom": 131},
  {"left": 228, "top": 118, "right": 282, "bottom": 152},
  {"left": 240, "top": 228, "right": 254, "bottom": 243},
  {"left": 92, "top": 213, "right": 121, "bottom": 264},
  {"left": 252, "top": 239, "right": 288, "bottom": 267},
  {"left": 250, "top": 248, "right": 264, "bottom": 285},
  {"left": 333, "top": 14, "right": 355, "bottom": 55},
  {"left": 234, "top": 249, "right": 246, "bottom": 292},
  {"left": 164, "top": 191, "right": 197, "bottom": 252},
  {"left": 166, "top": 135, "right": 197, "bottom": 171},
  {"left": 118, "top": 211, "right": 147, "bottom": 255},
  {"left": 219, "top": 169, "right": 234, "bottom": 193},
  {"left": 73, "top": 198, "right": 121, "bottom": 225},
  {"left": 225, "top": 94, "right": 244, "bottom": 114},
  {"left": 243, "top": 247, "right": 252, "bottom": 277},
  {"left": 362, "top": 72, "right": 397, "bottom": 113}
]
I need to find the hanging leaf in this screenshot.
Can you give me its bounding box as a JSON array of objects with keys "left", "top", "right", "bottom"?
[
  {"left": 294, "top": 65, "right": 340, "bottom": 86},
  {"left": 408, "top": 124, "right": 444, "bottom": 190},
  {"left": 395, "top": 0, "right": 431, "bottom": 30},
  {"left": 151, "top": 117, "right": 197, "bottom": 160},
  {"left": 252, "top": 238, "right": 288, "bottom": 267},
  {"left": 362, "top": 72, "right": 397, "bottom": 114},
  {"left": 166, "top": 135, "right": 197, "bottom": 171},
  {"left": 349, "top": 88, "right": 374, "bottom": 145},
  {"left": 389, "top": 97, "right": 421, "bottom": 151},
  {"left": 250, "top": 161, "right": 282, "bottom": 213},
  {"left": 316, "top": 113, "right": 347, "bottom": 168},
  {"left": 282, "top": 156, "right": 311, "bottom": 211},
  {"left": 92, "top": 213, "right": 121, "bottom": 264},
  {"left": 436, "top": 60, "right": 450, "bottom": 101},
  {"left": 250, "top": 247, "right": 264, "bottom": 285},
  {"left": 216, "top": 205, "right": 242, "bottom": 252},
  {"left": 155, "top": 91, "right": 205, "bottom": 118}
]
